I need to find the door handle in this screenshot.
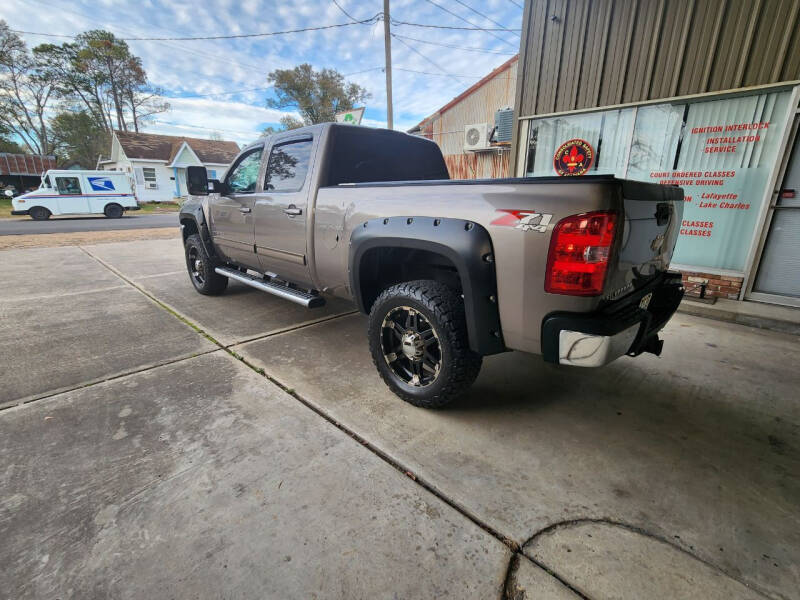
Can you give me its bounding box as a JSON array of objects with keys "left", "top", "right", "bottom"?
[
  {"left": 284, "top": 205, "right": 302, "bottom": 217},
  {"left": 239, "top": 207, "right": 251, "bottom": 213}
]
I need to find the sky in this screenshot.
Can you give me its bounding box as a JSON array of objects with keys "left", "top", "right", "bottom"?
[{"left": 2, "top": 0, "right": 523, "bottom": 146}]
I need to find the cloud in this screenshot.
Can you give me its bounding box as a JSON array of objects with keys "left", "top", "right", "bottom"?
[{"left": 5, "top": 0, "right": 522, "bottom": 139}]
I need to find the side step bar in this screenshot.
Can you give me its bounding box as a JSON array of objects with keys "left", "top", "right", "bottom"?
[{"left": 214, "top": 267, "right": 325, "bottom": 308}]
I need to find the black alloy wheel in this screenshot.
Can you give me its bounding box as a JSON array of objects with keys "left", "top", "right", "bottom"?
[{"left": 368, "top": 280, "right": 482, "bottom": 408}]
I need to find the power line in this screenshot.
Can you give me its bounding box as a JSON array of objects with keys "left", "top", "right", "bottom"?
[
  {"left": 331, "top": 0, "right": 361, "bottom": 22},
  {"left": 392, "top": 34, "right": 459, "bottom": 83},
  {"left": 450, "top": 0, "right": 521, "bottom": 37},
  {"left": 20, "top": 0, "right": 268, "bottom": 73},
  {"left": 392, "top": 33, "right": 516, "bottom": 55},
  {"left": 390, "top": 19, "right": 521, "bottom": 32},
  {"left": 419, "top": 0, "right": 518, "bottom": 47},
  {"left": 12, "top": 16, "right": 382, "bottom": 42},
  {"left": 166, "top": 67, "right": 382, "bottom": 100},
  {"left": 506, "top": 0, "right": 524, "bottom": 9},
  {"left": 394, "top": 66, "right": 513, "bottom": 79}
]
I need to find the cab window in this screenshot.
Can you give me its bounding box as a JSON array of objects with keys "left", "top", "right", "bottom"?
[
  {"left": 225, "top": 148, "right": 263, "bottom": 193},
  {"left": 56, "top": 177, "right": 81, "bottom": 195},
  {"left": 264, "top": 139, "right": 312, "bottom": 193}
]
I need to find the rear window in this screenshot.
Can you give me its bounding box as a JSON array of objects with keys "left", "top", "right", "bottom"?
[{"left": 323, "top": 126, "right": 449, "bottom": 186}]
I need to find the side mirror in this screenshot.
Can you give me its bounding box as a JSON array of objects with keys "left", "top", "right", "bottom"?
[
  {"left": 187, "top": 166, "right": 211, "bottom": 196},
  {"left": 208, "top": 179, "right": 226, "bottom": 195}
]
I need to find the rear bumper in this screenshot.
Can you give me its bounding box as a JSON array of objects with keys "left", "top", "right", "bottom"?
[
  {"left": 541, "top": 272, "right": 684, "bottom": 367},
  {"left": 11, "top": 209, "right": 29, "bottom": 216},
  {"left": 126, "top": 205, "right": 141, "bottom": 211}
]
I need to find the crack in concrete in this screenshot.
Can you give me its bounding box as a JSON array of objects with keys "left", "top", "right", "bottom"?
[
  {"left": 73, "top": 244, "right": 785, "bottom": 600},
  {"left": 522, "top": 518, "right": 783, "bottom": 600},
  {"left": 0, "top": 349, "right": 221, "bottom": 413}
]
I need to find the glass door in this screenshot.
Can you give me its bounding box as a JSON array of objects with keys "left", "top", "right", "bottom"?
[{"left": 751, "top": 116, "right": 800, "bottom": 306}]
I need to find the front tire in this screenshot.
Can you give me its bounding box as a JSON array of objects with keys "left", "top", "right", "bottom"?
[
  {"left": 184, "top": 233, "right": 228, "bottom": 295},
  {"left": 29, "top": 206, "right": 51, "bottom": 221},
  {"left": 104, "top": 203, "right": 123, "bottom": 218},
  {"left": 368, "top": 280, "right": 482, "bottom": 409}
]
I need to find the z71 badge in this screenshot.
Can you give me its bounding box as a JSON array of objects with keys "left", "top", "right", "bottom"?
[{"left": 490, "top": 209, "right": 553, "bottom": 233}]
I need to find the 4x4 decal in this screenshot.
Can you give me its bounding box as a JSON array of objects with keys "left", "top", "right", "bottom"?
[{"left": 490, "top": 209, "right": 553, "bottom": 233}]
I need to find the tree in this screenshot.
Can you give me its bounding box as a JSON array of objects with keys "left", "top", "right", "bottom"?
[
  {"left": 35, "top": 30, "right": 169, "bottom": 135},
  {"left": 0, "top": 21, "right": 54, "bottom": 154},
  {"left": 266, "top": 64, "right": 369, "bottom": 126},
  {"left": 50, "top": 111, "right": 109, "bottom": 168}
]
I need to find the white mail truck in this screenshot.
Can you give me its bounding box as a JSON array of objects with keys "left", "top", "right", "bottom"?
[{"left": 9, "top": 170, "right": 139, "bottom": 220}]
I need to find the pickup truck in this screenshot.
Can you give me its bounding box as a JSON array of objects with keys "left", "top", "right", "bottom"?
[{"left": 180, "top": 123, "right": 684, "bottom": 408}]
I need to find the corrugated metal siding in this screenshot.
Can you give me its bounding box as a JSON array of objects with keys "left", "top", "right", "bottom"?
[
  {"left": 443, "top": 152, "right": 510, "bottom": 179},
  {"left": 417, "top": 60, "right": 516, "bottom": 179},
  {"left": 517, "top": 0, "right": 800, "bottom": 117},
  {"left": 429, "top": 61, "right": 518, "bottom": 156}
]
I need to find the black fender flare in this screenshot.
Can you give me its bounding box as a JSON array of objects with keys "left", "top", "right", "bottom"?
[
  {"left": 349, "top": 216, "right": 505, "bottom": 356},
  {"left": 179, "top": 202, "right": 217, "bottom": 259}
]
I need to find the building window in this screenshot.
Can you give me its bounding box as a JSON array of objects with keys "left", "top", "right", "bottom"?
[
  {"left": 524, "top": 89, "right": 795, "bottom": 272},
  {"left": 142, "top": 167, "right": 157, "bottom": 182}
]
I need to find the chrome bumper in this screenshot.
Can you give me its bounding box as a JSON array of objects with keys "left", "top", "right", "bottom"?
[{"left": 558, "top": 323, "right": 640, "bottom": 367}]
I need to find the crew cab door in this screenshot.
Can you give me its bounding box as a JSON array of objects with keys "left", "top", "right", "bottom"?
[
  {"left": 253, "top": 136, "right": 315, "bottom": 285},
  {"left": 208, "top": 146, "right": 263, "bottom": 267}
]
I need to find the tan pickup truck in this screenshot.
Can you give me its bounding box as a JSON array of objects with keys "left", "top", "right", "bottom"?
[{"left": 180, "top": 123, "right": 684, "bottom": 408}]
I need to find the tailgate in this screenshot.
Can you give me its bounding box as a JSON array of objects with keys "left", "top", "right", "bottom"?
[{"left": 605, "top": 180, "right": 684, "bottom": 298}]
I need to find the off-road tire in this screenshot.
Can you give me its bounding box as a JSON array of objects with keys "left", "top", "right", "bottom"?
[
  {"left": 104, "top": 203, "right": 124, "bottom": 218},
  {"left": 30, "top": 206, "right": 51, "bottom": 221},
  {"left": 184, "top": 233, "right": 228, "bottom": 295},
  {"left": 368, "top": 279, "right": 482, "bottom": 408}
]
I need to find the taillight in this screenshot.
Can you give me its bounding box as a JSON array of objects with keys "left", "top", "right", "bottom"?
[{"left": 545, "top": 210, "right": 618, "bottom": 296}]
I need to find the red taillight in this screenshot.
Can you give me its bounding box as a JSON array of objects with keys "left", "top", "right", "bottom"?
[{"left": 545, "top": 210, "right": 618, "bottom": 296}]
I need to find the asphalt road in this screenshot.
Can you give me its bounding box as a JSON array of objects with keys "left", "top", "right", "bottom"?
[{"left": 0, "top": 213, "right": 178, "bottom": 235}]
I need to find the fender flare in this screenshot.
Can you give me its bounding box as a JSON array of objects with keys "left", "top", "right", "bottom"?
[
  {"left": 349, "top": 216, "right": 505, "bottom": 356},
  {"left": 179, "top": 202, "right": 217, "bottom": 259}
]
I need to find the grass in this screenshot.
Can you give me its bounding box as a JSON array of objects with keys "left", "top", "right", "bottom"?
[
  {"left": 0, "top": 198, "right": 182, "bottom": 218},
  {"left": 0, "top": 197, "right": 16, "bottom": 218},
  {"left": 137, "top": 201, "right": 181, "bottom": 213}
]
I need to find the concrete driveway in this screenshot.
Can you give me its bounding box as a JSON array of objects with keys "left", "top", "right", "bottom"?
[{"left": 1, "top": 238, "right": 798, "bottom": 599}]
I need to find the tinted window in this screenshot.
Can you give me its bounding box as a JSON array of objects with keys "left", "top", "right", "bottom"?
[
  {"left": 324, "top": 126, "right": 449, "bottom": 186},
  {"left": 226, "top": 148, "right": 262, "bottom": 193},
  {"left": 264, "top": 139, "right": 312, "bottom": 193},
  {"left": 56, "top": 177, "right": 81, "bottom": 195}
]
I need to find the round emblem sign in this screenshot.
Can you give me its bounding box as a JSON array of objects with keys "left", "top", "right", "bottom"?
[{"left": 553, "top": 138, "right": 594, "bottom": 176}]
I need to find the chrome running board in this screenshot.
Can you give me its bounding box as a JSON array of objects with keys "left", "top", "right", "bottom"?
[{"left": 214, "top": 267, "right": 325, "bottom": 308}]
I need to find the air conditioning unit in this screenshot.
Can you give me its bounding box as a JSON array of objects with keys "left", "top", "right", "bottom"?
[
  {"left": 494, "top": 107, "right": 514, "bottom": 143},
  {"left": 464, "top": 123, "right": 490, "bottom": 151},
  {"left": 145, "top": 182, "right": 158, "bottom": 190}
]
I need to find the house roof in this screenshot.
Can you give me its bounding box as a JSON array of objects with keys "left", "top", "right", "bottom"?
[
  {"left": 114, "top": 131, "right": 240, "bottom": 165},
  {"left": 408, "top": 55, "right": 519, "bottom": 133},
  {"left": 0, "top": 153, "right": 58, "bottom": 176}
]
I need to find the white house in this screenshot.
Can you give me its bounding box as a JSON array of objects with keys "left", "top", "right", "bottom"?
[{"left": 98, "top": 131, "right": 240, "bottom": 202}]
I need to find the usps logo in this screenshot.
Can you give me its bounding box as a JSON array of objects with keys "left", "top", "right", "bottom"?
[{"left": 88, "top": 177, "right": 116, "bottom": 192}]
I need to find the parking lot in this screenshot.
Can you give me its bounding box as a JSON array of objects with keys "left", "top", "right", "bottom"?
[{"left": 1, "top": 237, "right": 798, "bottom": 599}]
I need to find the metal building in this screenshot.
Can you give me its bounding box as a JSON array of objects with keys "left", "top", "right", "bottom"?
[
  {"left": 408, "top": 56, "right": 518, "bottom": 179},
  {"left": 511, "top": 0, "right": 800, "bottom": 306}
]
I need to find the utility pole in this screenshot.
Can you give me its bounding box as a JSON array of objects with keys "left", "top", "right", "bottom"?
[{"left": 383, "top": 0, "right": 394, "bottom": 130}]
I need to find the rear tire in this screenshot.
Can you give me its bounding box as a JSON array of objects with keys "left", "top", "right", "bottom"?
[
  {"left": 184, "top": 233, "right": 228, "bottom": 295},
  {"left": 29, "top": 207, "right": 51, "bottom": 221},
  {"left": 368, "top": 279, "right": 482, "bottom": 409},
  {"left": 104, "top": 203, "right": 123, "bottom": 218}
]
